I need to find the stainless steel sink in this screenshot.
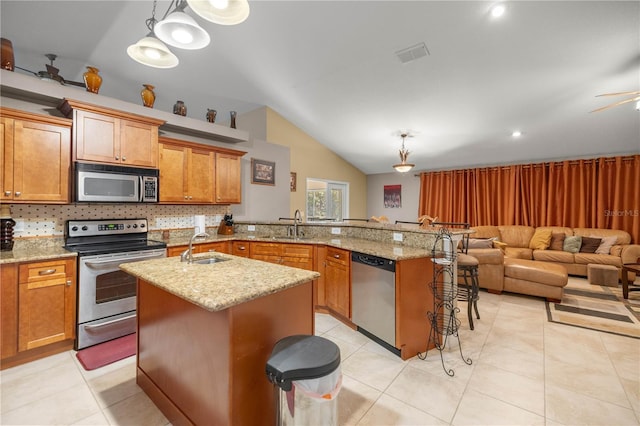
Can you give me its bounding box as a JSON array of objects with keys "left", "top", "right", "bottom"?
[{"left": 193, "top": 257, "right": 230, "bottom": 265}]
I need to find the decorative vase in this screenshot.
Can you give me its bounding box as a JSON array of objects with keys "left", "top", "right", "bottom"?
[
  {"left": 230, "top": 111, "right": 237, "bottom": 129},
  {"left": 173, "top": 100, "right": 187, "bottom": 116},
  {"left": 83, "top": 66, "right": 102, "bottom": 94},
  {"left": 1, "top": 38, "right": 15, "bottom": 71},
  {"left": 141, "top": 84, "right": 155, "bottom": 108},
  {"left": 206, "top": 109, "right": 217, "bottom": 123}
]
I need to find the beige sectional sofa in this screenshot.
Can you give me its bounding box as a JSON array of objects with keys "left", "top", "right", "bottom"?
[{"left": 465, "top": 225, "right": 640, "bottom": 299}]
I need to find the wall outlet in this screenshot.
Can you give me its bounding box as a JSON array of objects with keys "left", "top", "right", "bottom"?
[
  {"left": 393, "top": 232, "right": 403, "bottom": 242},
  {"left": 331, "top": 227, "right": 341, "bottom": 235},
  {"left": 247, "top": 225, "right": 256, "bottom": 231}
]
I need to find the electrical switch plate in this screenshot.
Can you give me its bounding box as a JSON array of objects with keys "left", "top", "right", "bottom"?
[
  {"left": 247, "top": 225, "right": 256, "bottom": 231},
  {"left": 331, "top": 227, "right": 341, "bottom": 235},
  {"left": 393, "top": 232, "right": 403, "bottom": 242}
]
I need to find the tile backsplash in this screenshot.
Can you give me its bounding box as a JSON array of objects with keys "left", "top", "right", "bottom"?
[{"left": 6, "top": 204, "right": 230, "bottom": 238}]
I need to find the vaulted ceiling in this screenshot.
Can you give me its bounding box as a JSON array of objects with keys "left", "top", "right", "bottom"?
[{"left": 1, "top": 1, "right": 638, "bottom": 174}]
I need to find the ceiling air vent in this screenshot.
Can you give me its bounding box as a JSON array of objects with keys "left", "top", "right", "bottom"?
[{"left": 395, "top": 42, "right": 430, "bottom": 64}]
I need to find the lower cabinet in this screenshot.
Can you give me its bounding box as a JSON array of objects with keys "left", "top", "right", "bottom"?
[
  {"left": 250, "top": 242, "right": 314, "bottom": 271},
  {"left": 323, "top": 247, "right": 351, "bottom": 319},
  {"left": 231, "top": 241, "right": 250, "bottom": 257},
  {"left": 167, "top": 241, "right": 230, "bottom": 257},
  {"left": 1, "top": 258, "right": 77, "bottom": 369}
]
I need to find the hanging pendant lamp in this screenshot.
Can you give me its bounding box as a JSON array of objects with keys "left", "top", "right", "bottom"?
[
  {"left": 187, "top": 0, "right": 250, "bottom": 25},
  {"left": 392, "top": 133, "right": 415, "bottom": 173},
  {"left": 127, "top": 1, "right": 179, "bottom": 68},
  {"left": 155, "top": 1, "right": 210, "bottom": 49}
]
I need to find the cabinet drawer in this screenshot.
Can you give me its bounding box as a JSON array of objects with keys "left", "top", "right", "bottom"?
[
  {"left": 19, "top": 260, "right": 70, "bottom": 285},
  {"left": 281, "top": 244, "right": 313, "bottom": 259},
  {"left": 250, "top": 242, "right": 281, "bottom": 256},
  {"left": 232, "top": 241, "right": 250, "bottom": 257},
  {"left": 326, "top": 247, "right": 349, "bottom": 266}
]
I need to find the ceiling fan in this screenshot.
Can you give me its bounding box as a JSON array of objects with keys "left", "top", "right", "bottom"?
[
  {"left": 15, "top": 53, "right": 85, "bottom": 88},
  {"left": 590, "top": 90, "right": 640, "bottom": 113}
]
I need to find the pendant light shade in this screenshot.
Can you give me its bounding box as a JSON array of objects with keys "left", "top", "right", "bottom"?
[
  {"left": 127, "top": 34, "right": 179, "bottom": 69},
  {"left": 154, "top": 10, "right": 210, "bottom": 49},
  {"left": 392, "top": 133, "right": 415, "bottom": 173},
  {"left": 187, "top": 0, "right": 250, "bottom": 25}
]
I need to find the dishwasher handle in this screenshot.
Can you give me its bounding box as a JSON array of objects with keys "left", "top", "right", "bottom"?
[{"left": 351, "top": 252, "right": 396, "bottom": 273}]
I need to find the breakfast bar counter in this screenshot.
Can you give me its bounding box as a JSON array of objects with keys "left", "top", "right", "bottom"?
[{"left": 120, "top": 254, "right": 320, "bottom": 426}]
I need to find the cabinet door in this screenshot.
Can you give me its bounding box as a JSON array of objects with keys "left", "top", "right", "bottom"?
[
  {"left": 215, "top": 152, "right": 241, "bottom": 204},
  {"left": 159, "top": 143, "right": 188, "bottom": 202},
  {"left": 1, "top": 117, "right": 14, "bottom": 202},
  {"left": 167, "top": 246, "right": 187, "bottom": 257},
  {"left": 120, "top": 119, "right": 158, "bottom": 168},
  {"left": 232, "top": 241, "right": 250, "bottom": 257},
  {"left": 196, "top": 242, "right": 229, "bottom": 254},
  {"left": 1, "top": 264, "right": 18, "bottom": 359},
  {"left": 325, "top": 259, "right": 350, "bottom": 318},
  {"left": 188, "top": 147, "right": 214, "bottom": 203},
  {"left": 18, "top": 259, "right": 76, "bottom": 351},
  {"left": 74, "top": 110, "right": 119, "bottom": 164},
  {"left": 13, "top": 119, "right": 71, "bottom": 202}
]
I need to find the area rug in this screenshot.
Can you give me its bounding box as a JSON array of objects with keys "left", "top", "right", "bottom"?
[
  {"left": 546, "top": 281, "right": 640, "bottom": 339},
  {"left": 76, "top": 333, "right": 136, "bottom": 371}
]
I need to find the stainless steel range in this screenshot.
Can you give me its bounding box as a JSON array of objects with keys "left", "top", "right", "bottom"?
[{"left": 64, "top": 218, "right": 166, "bottom": 349}]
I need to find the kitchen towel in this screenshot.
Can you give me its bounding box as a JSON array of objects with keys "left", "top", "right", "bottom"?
[{"left": 194, "top": 215, "right": 206, "bottom": 233}]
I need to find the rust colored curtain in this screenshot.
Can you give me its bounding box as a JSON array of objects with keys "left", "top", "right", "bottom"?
[{"left": 418, "top": 155, "right": 640, "bottom": 243}]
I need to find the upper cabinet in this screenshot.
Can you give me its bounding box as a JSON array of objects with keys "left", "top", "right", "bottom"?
[
  {"left": 0, "top": 108, "right": 72, "bottom": 203},
  {"left": 159, "top": 137, "right": 245, "bottom": 205},
  {"left": 59, "top": 99, "right": 165, "bottom": 168}
]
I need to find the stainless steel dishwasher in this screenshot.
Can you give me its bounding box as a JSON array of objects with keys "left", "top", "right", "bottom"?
[{"left": 351, "top": 251, "right": 398, "bottom": 354}]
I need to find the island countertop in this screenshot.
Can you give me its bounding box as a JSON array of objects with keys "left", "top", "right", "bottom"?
[{"left": 119, "top": 253, "right": 320, "bottom": 312}]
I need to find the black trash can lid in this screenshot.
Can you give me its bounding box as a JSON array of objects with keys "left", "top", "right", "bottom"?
[{"left": 266, "top": 335, "right": 340, "bottom": 391}]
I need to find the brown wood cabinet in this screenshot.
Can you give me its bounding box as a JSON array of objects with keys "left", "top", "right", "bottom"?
[
  {"left": 1, "top": 108, "right": 71, "bottom": 203},
  {"left": 167, "top": 241, "right": 230, "bottom": 257},
  {"left": 159, "top": 137, "right": 245, "bottom": 205},
  {"left": 1, "top": 258, "right": 77, "bottom": 369},
  {"left": 250, "top": 242, "right": 314, "bottom": 271},
  {"left": 59, "top": 99, "right": 164, "bottom": 168},
  {"left": 231, "top": 241, "right": 250, "bottom": 257},
  {"left": 324, "top": 247, "right": 351, "bottom": 319}
]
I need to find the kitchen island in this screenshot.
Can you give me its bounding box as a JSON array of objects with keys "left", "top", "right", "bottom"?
[{"left": 120, "top": 253, "right": 320, "bottom": 426}]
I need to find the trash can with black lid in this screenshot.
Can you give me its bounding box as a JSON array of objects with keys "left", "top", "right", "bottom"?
[{"left": 266, "top": 335, "right": 342, "bottom": 425}]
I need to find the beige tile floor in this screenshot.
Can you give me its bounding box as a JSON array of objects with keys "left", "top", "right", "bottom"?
[{"left": 1, "top": 277, "right": 639, "bottom": 425}]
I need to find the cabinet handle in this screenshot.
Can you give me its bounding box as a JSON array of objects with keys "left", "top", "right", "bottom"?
[
  {"left": 122, "top": 157, "right": 126, "bottom": 161},
  {"left": 238, "top": 246, "right": 245, "bottom": 250},
  {"left": 38, "top": 269, "right": 57, "bottom": 276},
  {"left": 4, "top": 191, "right": 11, "bottom": 196},
  {"left": 115, "top": 156, "right": 119, "bottom": 160},
  {"left": 15, "top": 192, "right": 21, "bottom": 197},
  {"left": 334, "top": 254, "right": 340, "bottom": 259},
  {"left": 208, "top": 249, "right": 216, "bottom": 252},
  {"left": 66, "top": 280, "right": 72, "bottom": 287}
]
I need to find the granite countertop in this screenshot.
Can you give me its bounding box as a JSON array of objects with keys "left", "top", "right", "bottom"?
[
  {"left": 0, "top": 243, "right": 77, "bottom": 264},
  {"left": 120, "top": 253, "right": 320, "bottom": 312}
]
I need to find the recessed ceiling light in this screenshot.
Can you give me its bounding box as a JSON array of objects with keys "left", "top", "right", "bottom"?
[
  {"left": 512, "top": 130, "right": 522, "bottom": 137},
  {"left": 491, "top": 3, "right": 506, "bottom": 18}
]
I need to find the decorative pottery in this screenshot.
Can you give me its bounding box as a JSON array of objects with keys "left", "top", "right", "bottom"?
[
  {"left": 83, "top": 66, "right": 102, "bottom": 94},
  {"left": 1, "top": 38, "right": 15, "bottom": 71},
  {"left": 173, "top": 100, "right": 187, "bottom": 116},
  {"left": 141, "top": 84, "right": 156, "bottom": 108},
  {"left": 230, "top": 111, "right": 237, "bottom": 129},
  {"left": 206, "top": 109, "right": 217, "bottom": 123}
]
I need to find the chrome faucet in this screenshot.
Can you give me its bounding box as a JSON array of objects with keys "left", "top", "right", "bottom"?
[
  {"left": 293, "top": 209, "right": 303, "bottom": 239},
  {"left": 181, "top": 232, "right": 210, "bottom": 263}
]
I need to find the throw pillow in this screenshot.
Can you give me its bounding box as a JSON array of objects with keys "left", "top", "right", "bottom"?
[
  {"left": 549, "top": 233, "right": 566, "bottom": 251},
  {"left": 466, "top": 238, "right": 495, "bottom": 249},
  {"left": 579, "top": 236, "right": 602, "bottom": 253},
  {"left": 563, "top": 236, "right": 582, "bottom": 253},
  {"left": 594, "top": 235, "right": 617, "bottom": 255},
  {"left": 493, "top": 240, "right": 508, "bottom": 253},
  {"left": 529, "top": 228, "right": 553, "bottom": 250}
]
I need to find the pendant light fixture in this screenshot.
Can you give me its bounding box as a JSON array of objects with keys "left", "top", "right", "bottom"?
[
  {"left": 127, "top": 1, "right": 179, "bottom": 68},
  {"left": 187, "top": 0, "right": 250, "bottom": 25},
  {"left": 392, "top": 133, "right": 415, "bottom": 173},
  {"left": 154, "top": 0, "right": 210, "bottom": 50}
]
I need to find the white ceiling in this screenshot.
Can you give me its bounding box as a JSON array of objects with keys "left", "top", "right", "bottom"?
[{"left": 1, "top": 1, "right": 639, "bottom": 175}]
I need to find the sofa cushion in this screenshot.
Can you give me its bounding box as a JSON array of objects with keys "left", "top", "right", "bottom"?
[
  {"left": 529, "top": 228, "right": 553, "bottom": 250},
  {"left": 549, "top": 233, "right": 566, "bottom": 251},
  {"left": 573, "top": 228, "right": 631, "bottom": 245},
  {"left": 466, "top": 238, "right": 494, "bottom": 249},
  {"left": 533, "top": 249, "right": 575, "bottom": 263},
  {"left": 504, "top": 247, "right": 533, "bottom": 259},
  {"left": 563, "top": 236, "right": 582, "bottom": 253},
  {"left": 595, "top": 235, "right": 617, "bottom": 255},
  {"left": 467, "top": 248, "right": 504, "bottom": 265},
  {"left": 498, "top": 225, "right": 536, "bottom": 248},
  {"left": 492, "top": 240, "right": 508, "bottom": 253},
  {"left": 574, "top": 253, "right": 622, "bottom": 267},
  {"left": 580, "top": 236, "right": 602, "bottom": 253},
  {"left": 470, "top": 226, "right": 501, "bottom": 239}
]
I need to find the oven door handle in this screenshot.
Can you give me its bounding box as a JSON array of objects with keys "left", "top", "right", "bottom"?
[
  {"left": 83, "top": 314, "right": 136, "bottom": 334},
  {"left": 84, "top": 253, "right": 165, "bottom": 269}
]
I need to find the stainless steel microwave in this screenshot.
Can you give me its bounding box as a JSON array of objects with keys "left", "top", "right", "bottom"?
[{"left": 75, "top": 162, "right": 159, "bottom": 203}]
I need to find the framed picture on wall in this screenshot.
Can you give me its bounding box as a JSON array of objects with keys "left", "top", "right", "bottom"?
[
  {"left": 384, "top": 185, "right": 401, "bottom": 208},
  {"left": 290, "top": 172, "right": 297, "bottom": 192},
  {"left": 251, "top": 158, "right": 276, "bottom": 185}
]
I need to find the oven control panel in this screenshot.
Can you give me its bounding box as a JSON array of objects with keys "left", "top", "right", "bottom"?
[{"left": 66, "top": 219, "right": 148, "bottom": 238}]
